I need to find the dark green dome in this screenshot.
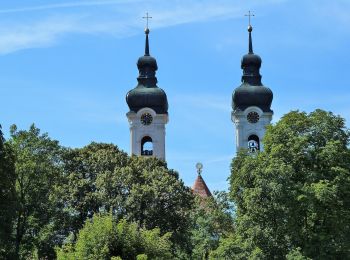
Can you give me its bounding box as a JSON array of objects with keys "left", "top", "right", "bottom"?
[
  {"left": 232, "top": 83, "right": 273, "bottom": 112},
  {"left": 241, "top": 53, "right": 262, "bottom": 68},
  {"left": 126, "top": 85, "right": 168, "bottom": 114},
  {"left": 137, "top": 55, "right": 157, "bottom": 70},
  {"left": 126, "top": 28, "right": 168, "bottom": 114}
]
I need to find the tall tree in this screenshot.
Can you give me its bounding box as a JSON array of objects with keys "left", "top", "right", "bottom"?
[
  {"left": 9, "top": 124, "right": 65, "bottom": 259},
  {"left": 218, "top": 110, "right": 350, "bottom": 259},
  {"left": 120, "top": 156, "right": 194, "bottom": 250},
  {"left": 190, "top": 191, "right": 235, "bottom": 259},
  {"left": 0, "top": 125, "right": 16, "bottom": 258},
  {"left": 62, "top": 143, "right": 194, "bottom": 252},
  {"left": 61, "top": 142, "right": 129, "bottom": 235}
]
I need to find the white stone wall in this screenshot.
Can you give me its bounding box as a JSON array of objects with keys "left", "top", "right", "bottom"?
[
  {"left": 126, "top": 107, "right": 168, "bottom": 160},
  {"left": 232, "top": 106, "right": 273, "bottom": 152}
]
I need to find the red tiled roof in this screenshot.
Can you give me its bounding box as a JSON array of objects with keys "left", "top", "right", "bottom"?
[{"left": 192, "top": 174, "right": 212, "bottom": 198}]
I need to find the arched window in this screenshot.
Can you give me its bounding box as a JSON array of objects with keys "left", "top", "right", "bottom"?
[
  {"left": 141, "top": 136, "right": 153, "bottom": 156},
  {"left": 248, "top": 135, "right": 259, "bottom": 153}
]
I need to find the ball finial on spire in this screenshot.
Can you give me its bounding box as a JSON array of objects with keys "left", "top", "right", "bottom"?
[
  {"left": 248, "top": 25, "right": 253, "bottom": 32},
  {"left": 196, "top": 162, "right": 203, "bottom": 175}
]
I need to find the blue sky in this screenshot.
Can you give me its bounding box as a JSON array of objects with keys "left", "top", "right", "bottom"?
[{"left": 1, "top": 0, "right": 350, "bottom": 191}]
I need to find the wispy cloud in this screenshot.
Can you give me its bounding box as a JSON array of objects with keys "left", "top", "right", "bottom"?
[
  {"left": 0, "top": 0, "right": 287, "bottom": 55},
  {"left": 0, "top": 15, "right": 83, "bottom": 54},
  {"left": 151, "top": 3, "right": 242, "bottom": 28},
  {"left": 0, "top": 0, "right": 135, "bottom": 14},
  {"left": 0, "top": 13, "right": 135, "bottom": 54}
]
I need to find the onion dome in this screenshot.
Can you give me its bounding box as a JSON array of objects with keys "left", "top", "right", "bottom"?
[
  {"left": 126, "top": 28, "right": 168, "bottom": 114},
  {"left": 232, "top": 25, "right": 273, "bottom": 112}
]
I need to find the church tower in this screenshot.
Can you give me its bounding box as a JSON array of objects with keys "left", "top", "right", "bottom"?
[
  {"left": 126, "top": 26, "right": 168, "bottom": 160},
  {"left": 192, "top": 163, "right": 212, "bottom": 198},
  {"left": 232, "top": 20, "right": 273, "bottom": 152}
]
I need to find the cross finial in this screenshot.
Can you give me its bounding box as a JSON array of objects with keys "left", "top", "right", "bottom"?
[
  {"left": 245, "top": 10, "right": 255, "bottom": 27},
  {"left": 142, "top": 12, "right": 152, "bottom": 31}
]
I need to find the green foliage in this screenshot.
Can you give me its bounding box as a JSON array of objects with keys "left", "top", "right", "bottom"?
[
  {"left": 8, "top": 124, "right": 65, "bottom": 259},
  {"left": 226, "top": 110, "right": 350, "bottom": 259},
  {"left": 74, "top": 213, "right": 113, "bottom": 259},
  {"left": 136, "top": 254, "right": 148, "bottom": 260},
  {"left": 1, "top": 125, "right": 195, "bottom": 258},
  {"left": 4, "top": 110, "right": 350, "bottom": 259},
  {"left": 62, "top": 146, "right": 194, "bottom": 250},
  {"left": 61, "top": 142, "right": 129, "bottom": 234},
  {"left": 0, "top": 125, "right": 17, "bottom": 258},
  {"left": 286, "top": 248, "right": 311, "bottom": 260},
  {"left": 121, "top": 156, "right": 194, "bottom": 248},
  {"left": 57, "top": 213, "right": 173, "bottom": 260},
  {"left": 210, "top": 235, "right": 242, "bottom": 259},
  {"left": 190, "top": 191, "right": 235, "bottom": 259}
]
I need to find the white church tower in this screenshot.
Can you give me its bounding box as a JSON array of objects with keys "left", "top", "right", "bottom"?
[
  {"left": 126, "top": 25, "right": 168, "bottom": 160},
  {"left": 232, "top": 19, "right": 273, "bottom": 153}
]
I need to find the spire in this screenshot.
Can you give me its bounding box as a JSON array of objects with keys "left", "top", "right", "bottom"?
[
  {"left": 143, "top": 12, "right": 152, "bottom": 56},
  {"left": 245, "top": 11, "right": 255, "bottom": 54},
  {"left": 145, "top": 28, "right": 150, "bottom": 56},
  {"left": 232, "top": 11, "right": 273, "bottom": 113},
  {"left": 240, "top": 11, "right": 262, "bottom": 86},
  {"left": 135, "top": 12, "right": 158, "bottom": 87},
  {"left": 192, "top": 163, "right": 212, "bottom": 198},
  {"left": 126, "top": 12, "right": 168, "bottom": 116},
  {"left": 248, "top": 25, "right": 253, "bottom": 54}
]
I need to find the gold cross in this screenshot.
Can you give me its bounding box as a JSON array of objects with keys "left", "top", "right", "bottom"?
[
  {"left": 245, "top": 10, "right": 255, "bottom": 26},
  {"left": 142, "top": 12, "right": 152, "bottom": 29}
]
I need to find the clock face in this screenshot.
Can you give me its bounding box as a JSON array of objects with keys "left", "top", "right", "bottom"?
[
  {"left": 248, "top": 140, "right": 259, "bottom": 153},
  {"left": 140, "top": 113, "right": 153, "bottom": 125},
  {"left": 247, "top": 111, "right": 260, "bottom": 123}
]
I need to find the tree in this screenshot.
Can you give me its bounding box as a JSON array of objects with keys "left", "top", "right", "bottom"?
[
  {"left": 2, "top": 125, "right": 203, "bottom": 258},
  {"left": 8, "top": 124, "right": 65, "bottom": 259},
  {"left": 61, "top": 142, "right": 129, "bottom": 235},
  {"left": 0, "top": 125, "right": 16, "bottom": 258},
  {"left": 120, "top": 156, "right": 194, "bottom": 250},
  {"left": 56, "top": 213, "right": 173, "bottom": 260},
  {"left": 190, "top": 191, "right": 234, "bottom": 259},
  {"left": 224, "top": 110, "right": 350, "bottom": 259},
  {"left": 62, "top": 144, "right": 194, "bottom": 253}
]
